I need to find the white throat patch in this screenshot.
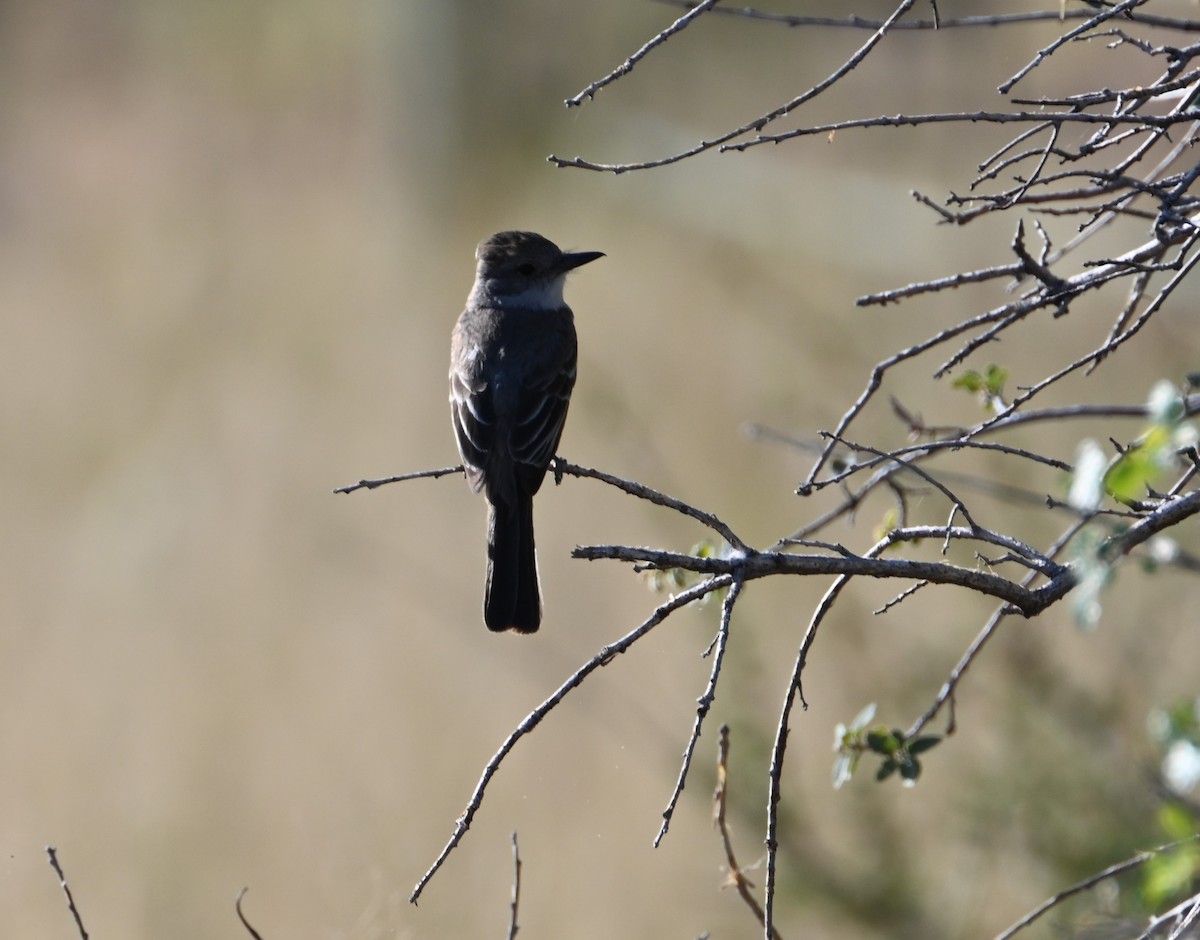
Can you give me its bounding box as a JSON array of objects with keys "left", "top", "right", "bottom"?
[{"left": 472, "top": 276, "right": 567, "bottom": 311}]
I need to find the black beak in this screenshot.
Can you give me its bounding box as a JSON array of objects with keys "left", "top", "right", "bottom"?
[{"left": 559, "top": 250, "right": 605, "bottom": 273}]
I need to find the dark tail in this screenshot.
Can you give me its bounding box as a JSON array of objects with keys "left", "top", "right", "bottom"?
[{"left": 484, "top": 496, "right": 541, "bottom": 633}]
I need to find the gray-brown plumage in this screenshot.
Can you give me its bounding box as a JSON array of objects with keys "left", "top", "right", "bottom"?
[{"left": 449, "top": 231, "right": 603, "bottom": 633}]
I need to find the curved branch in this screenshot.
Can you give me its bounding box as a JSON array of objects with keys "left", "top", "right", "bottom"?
[
  {"left": 655, "top": 575, "right": 744, "bottom": 846},
  {"left": 554, "top": 459, "right": 746, "bottom": 549},
  {"left": 409, "top": 575, "right": 730, "bottom": 905},
  {"left": 656, "top": 1, "right": 1200, "bottom": 33},
  {"left": 564, "top": 0, "right": 724, "bottom": 108},
  {"left": 549, "top": 0, "right": 918, "bottom": 173},
  {"left": 573, "top": 534, "right": 1074, "bottom": 617}
]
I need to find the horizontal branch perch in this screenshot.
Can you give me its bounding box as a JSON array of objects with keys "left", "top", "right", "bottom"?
[{"left": 573, "top": 543, "right": 1072, "bottom": 616}]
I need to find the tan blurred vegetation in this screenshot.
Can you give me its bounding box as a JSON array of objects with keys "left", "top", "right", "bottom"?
[{"left": 1, "top": 1, "right": 1197, "bottom": 938}]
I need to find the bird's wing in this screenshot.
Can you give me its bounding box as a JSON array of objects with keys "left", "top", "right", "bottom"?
[{"left": 511, "top": 341, "right": 576, "bottom": 494}]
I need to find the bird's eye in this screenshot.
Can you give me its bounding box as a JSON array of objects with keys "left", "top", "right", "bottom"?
[{"left": 517, "top": 263, "right": 537, "bottom": 276}]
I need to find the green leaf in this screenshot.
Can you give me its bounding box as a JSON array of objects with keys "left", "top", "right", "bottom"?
[
  {"left": 1158, "top": 802, "right": 1198, "bottom": 841},
  {"left": 953, "top": 364, "right": 1007, "bottom": 412},
  {"left": 952, "top": 371, "right": 984, "bottom": 394},
  {"left": 867, "top": 729, "right": 901, "bottom": 755},
  {"left": 983, "top": 364, "right": 1008, "bottom": 397},
  {"left": 873, "top": 508, "right": 899, "bottom": 544},
  {"left": 1142, "top": 846, "right": 1200, "bottom": 909},
  {"left": 1105, "top": 443, "right": 1159, "bottom": 503},
  {"left": 908, "top": 735, "right": 941, "bottom": 756}
]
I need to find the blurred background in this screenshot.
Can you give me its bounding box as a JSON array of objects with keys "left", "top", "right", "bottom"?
[{"left": 2, "top": 1, "right": 1198, "bottom": 937}]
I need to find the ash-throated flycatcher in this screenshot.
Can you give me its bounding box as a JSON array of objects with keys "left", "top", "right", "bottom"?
[{"left": 449, "top": 231, "right": 603, "bottom": 633}]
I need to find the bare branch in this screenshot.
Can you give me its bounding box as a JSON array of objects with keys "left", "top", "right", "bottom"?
[
  {"left": 993, "top": 837, "right": 1200, "bottom": 940},
  {"left": 573, "top": 540, "right": 1072, "bottom": 616},
  {"left": 334, "top": 457, "right": 745, "bottom": 548},
  {"left": 507, "top": 833, "right": 522, "bottom": 940},
  {"left": 764, "top": 567, "right": 855, "bottom": 936},
  {"left": 1106, "top": 488, "right": 1200, "bottom": 558},
  {"left": 386, "top": 9, "right": 1200, "bottom": 932},
  {"left": 712, "top": 725, "right": 783, "bottom": 940},
  {"left": 235, "top": 888, "right": 265, "bottom": 940},
  {"left": 410, "top": 576, "right": 730, "bottom": 904},
  {"left": 549, "top": 0, "right": 918, "bottom": 173},
  {"left": 725, "top": 108, "right": 1179, "bottom": 153},
  {"left": 656, "top": 0, "right": 1200, "bottom": 33},
  {"left": 565, "top": 0, "right": 724, "bottom": 108},
  {"left": 999, "top": 0, "right": 1148, "bottom": 94},
  {"left": 907, "top": 515, "right": 1090, "bottom": 740},
  {"left": 554, "top": 459, "right": 746, "bottom": 549},
  {"left": 334, "top": 465, "right": 463, "bottom": 494},
  {"left": 657, "top": 576, "right": 744, "bottom": 846},
  {"left": 45, "top": 847, "right": 89, "bottom": 940},
  {"left": 857, "top": 260, "right": 1022, "bottom": 306}
]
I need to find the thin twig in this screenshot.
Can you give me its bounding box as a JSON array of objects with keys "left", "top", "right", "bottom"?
[
  {"left": 410, "top": 576, "right": 731, "bottom": 904},
  {"left": 334, "top": 457, "right": 745, "bottom": 548},
  {"left": 45, "top": 847, "right": 88, "bottom": 940},
  {"left": 993, "top": 836, "right": 1200, "bottom": 940},
  {"left": 507, "top": 833, "right": 522, "bottom": 940},
  {"left": 549, "top": 0, "right": 917, "bottom": 172},
  {"left": 1106, "top": 489, "right": 1200, "bottom": 559},
  {"left": 555, "top": 459, "right": 746, "bottom": 549},
  {"left": 764, "top": 571, "right": 853, "bottom": 936},
  {"left": 857, "top": 261, "right": 1023, "bottom": 306},
  {"left": 654, "top": 0, "right": 1199, "bottom": 32},
  {"left": 713, "top": 726, "right": 782, "bottom": 940},
  {"left": 820, "top": 432, "right": 980, "bottom": 531},
  {"left": 972, "top": 236, "right": 1200, "bottom": 432},
  {"left": 236, "top": 888, "right": 265, "bottom": 940},
  {"left": 657, "top": 577, "right": 744, "bottom": 846},
  {"left": 999, "top": 0, "right": 1148, "bottom": 95},
  {"left": 874, "top": 580, "right": 930, "bottom": 615},
  {"left": 565, "top": 0, "right": 724, "bottom": 107},
  {"left": 907, "top": 515, "right": 1091, "bottom": 740},
  {"left": 798, "top": 302, "right": 1023, "bottom": 492},
  {"left": 725, "top": 109, "right": 1179, "bottom": 153},
  {"left": 334, "top": 465, "right": 463, "bottom": 494}
]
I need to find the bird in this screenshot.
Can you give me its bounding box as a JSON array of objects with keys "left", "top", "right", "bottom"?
[{"left": 449, "top": 231, "right": 603, "bottom": 633}]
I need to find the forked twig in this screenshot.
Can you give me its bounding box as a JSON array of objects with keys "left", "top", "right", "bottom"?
[
  {"left": 410, "top": 576, "right": 731, "bottom": 904},
  {"left": 565, "top": 0, "right": 724, "bottom": 107},
  {"left": 993, "top": 836, "right": 1200, "bottom": 940},
  {"left": 713, "top": 725, "right": 783, "bottom": 939}
]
